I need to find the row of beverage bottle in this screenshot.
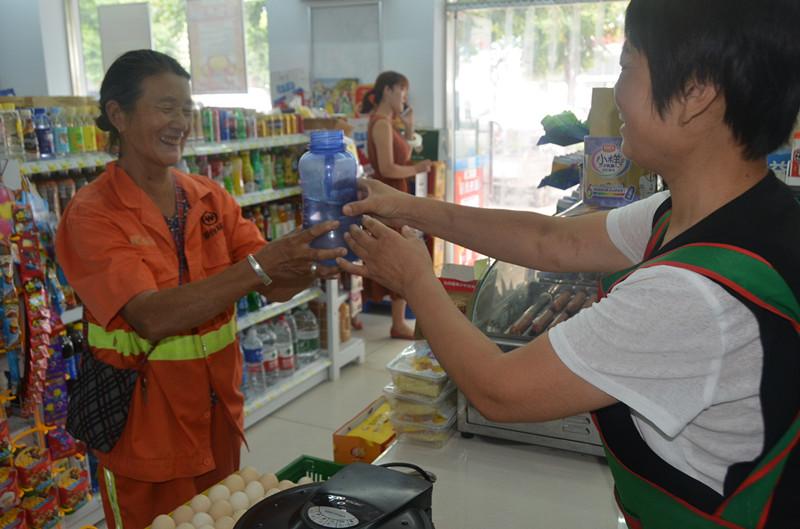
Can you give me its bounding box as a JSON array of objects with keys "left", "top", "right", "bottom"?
[
  {"left": 239, "top": 306, "right": 322, "bottom": 400},
  {"left": 196, "top": 106, "right": 303, "bottom": 144},
  {"left": 179, "top": 148, "right": 300, "bottom": 196},
  {"left": 242, "top": 199, "right": 301, "bottom": 242},
  {"left": 0, "top": 103, "right": 109, "bottom": 161},
  {"left": 30, "top": 166, "right": 102, "bottom": 220}
]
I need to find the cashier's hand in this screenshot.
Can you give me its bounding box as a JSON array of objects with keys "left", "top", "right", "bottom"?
[
  {"left": 337, "top": 216, "right": 433, "bottom": 298},
  {"left": 343, "top": 179, "right": 413, "bottom": 229}
]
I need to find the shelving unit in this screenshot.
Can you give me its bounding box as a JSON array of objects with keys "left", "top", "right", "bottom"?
[
  {"left": 65, "top": 496, "right": 104, "bottom": 529},
  {"left": 184, "top": 134, "right": 308, "bottom": 156},
  {"left": 324, "top": 278, "right": 366, "bottom": 381},
  {"left": 235, "top": 185, "right": 301, "bottom": 207},
  {"left": 19, "top": 152, "right": 114, "bottom": 174}
]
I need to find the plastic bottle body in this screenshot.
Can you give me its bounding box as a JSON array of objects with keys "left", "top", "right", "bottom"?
[{"left": 294, "top": 307, "right": 321, "bottom": 366}]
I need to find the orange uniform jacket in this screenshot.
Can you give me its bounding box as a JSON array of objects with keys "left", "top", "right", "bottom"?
[{"left": 55, "top": 162, "right": 265, "bottom": 482}]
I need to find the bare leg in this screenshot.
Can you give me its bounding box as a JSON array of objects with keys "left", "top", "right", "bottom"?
[{"left": 390, "top": 298, "right": 414, "bottom": 339}]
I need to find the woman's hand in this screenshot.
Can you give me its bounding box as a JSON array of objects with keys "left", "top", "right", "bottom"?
[
  {"left": 343, "top": 179, "right": 415, "bottom": 229},
  {"left": 337, "top": 216, "right": 433, "bottom": 299},
  {"left": 254, "top": 221, "right": 345, "bottom": 281},
  {"left": 400, "top": 105, "right": 415, "bottom": 130}
]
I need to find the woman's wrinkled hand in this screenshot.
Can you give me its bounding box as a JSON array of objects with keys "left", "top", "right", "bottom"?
[
  {"left": 343, "top": 179, "right": 412, "bottom": 229},
  {"left": 254, "top": 221, "right": 345, "bottom": 281},
  {"left": 336, "top": 216, "right": 433, "bottom": 298}
]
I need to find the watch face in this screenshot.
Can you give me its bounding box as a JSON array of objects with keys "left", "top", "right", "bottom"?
[{"left": 307, "top": 506, "right": 360, "bottom": 528}]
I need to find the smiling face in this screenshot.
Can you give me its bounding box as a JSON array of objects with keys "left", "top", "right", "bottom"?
[
  {"left": 382, "top": 83, "right": 408, "bottom": 115},
  {"left": 115, "top": 72, "right": 192, "bottom": 167}
]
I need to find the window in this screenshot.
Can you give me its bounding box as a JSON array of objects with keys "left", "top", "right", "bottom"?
[{"left": 76, "top": 0, "right": 271, "bottom": 111}]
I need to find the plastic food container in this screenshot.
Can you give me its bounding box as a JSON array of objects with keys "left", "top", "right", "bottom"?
[
  {"left": 391, "top": 412, "right": 457, "bottom": 449},
  {"left": 383, "top": 382, "right": 456, "bottom": 424},
  {"left": 386, "top": 342, "right": 450, "bottom": 398}
]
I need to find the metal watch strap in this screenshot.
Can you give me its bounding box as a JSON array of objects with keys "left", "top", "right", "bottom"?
[{"left": 247, "top": 254, "right": 273, "bottom": 287}]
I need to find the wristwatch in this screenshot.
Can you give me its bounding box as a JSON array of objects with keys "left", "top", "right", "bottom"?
[{"left": 247, "top": 254, "right": 273, "bottom": 287}]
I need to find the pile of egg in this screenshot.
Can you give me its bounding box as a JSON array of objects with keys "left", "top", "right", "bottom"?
[{"left": 150, "top": 466, "right": 316, "bottom": 529}]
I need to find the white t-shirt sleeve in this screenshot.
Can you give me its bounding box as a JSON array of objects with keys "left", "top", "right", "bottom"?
[
  {"left": 549, "top": 265, "right": 728, "bottom": 437},
  {"left": 606, "top": 191, "right": 671, "bottom": 263}
]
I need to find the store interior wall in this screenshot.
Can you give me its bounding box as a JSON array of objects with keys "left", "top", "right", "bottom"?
[
  {"left": 266, "top": 0, "right": 446, "bottom": 130},
  {"left": 0, "top": 0, "right": 72, "bottom": 96}
]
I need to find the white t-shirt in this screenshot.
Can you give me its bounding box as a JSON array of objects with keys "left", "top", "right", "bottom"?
[{"left": 549, "top": 191, "right": 764, "bottom": 494}]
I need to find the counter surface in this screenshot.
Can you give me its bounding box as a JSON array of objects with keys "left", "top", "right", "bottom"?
[{"left": 375, "top": 433, "right": 625, "bottom": 529}]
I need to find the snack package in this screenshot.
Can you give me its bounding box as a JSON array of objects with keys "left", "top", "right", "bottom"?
[
  {"left": 21, "top": 488, "right": 58, "bottom": 529},
  {"left": 386, "top": 342, "right": 450, "bottom": 398},
  {"left": 45, "top": 429, "right": 76, "bottom": 461},
  {"left": 0, "top": 508, "right": 26, "bottom": 529},
  {"left": 55, "top": 466, "right": 89, "bottom": 513},
  {"left": 383, "top": 382, "right": 456, "bottom": 425},
  {"left": 14, "top": 447, "right": 52, "bottom": 492},
  {"left": 0, "top": 466, "right": 20, "bottom": 511},
  {"left": 390, "top": 412, "right": 457, "bottom": 449}
]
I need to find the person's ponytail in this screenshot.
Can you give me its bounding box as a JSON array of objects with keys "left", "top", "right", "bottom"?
[{"left": 360, "top": 71, "right": 409, "bottom": 115}]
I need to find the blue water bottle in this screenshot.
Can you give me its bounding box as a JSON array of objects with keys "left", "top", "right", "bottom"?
[{"left": 299, "top": 130, "right": 360, "bottom": 265}]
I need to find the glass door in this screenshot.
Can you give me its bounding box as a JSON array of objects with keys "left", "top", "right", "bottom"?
[{"left": 447, "top": 1, "right": 627, "bottom": 264}]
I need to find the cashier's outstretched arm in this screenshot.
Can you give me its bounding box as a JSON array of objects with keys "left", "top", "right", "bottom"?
[
  {"left": 338, "top": 216, "right": 617, "bottom": 423},
  {"left": 344, "top": 179, "right": 632, "bottom": 274}
]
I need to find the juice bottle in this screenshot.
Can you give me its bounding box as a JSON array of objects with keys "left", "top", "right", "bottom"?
[
  {"left": 0, "top": 104, "right": 25, "bottom": 158},
  {"left": 50, "top": 107, "right": 70, "bottom": 157},
  {"left": 252, "top": 150, "right": 265, "bottom": 190},
  {"left": 242, "top": 151, "right": 255, "bottom": 193},
  {"left": 20, "top": 109, "right": 40, "bottom": 160},
  {"left": 231, "top": 155, "right": 245, "bottom": 196},
  {"left": 264, "top": 153, "right": 275, "bottom": 189},
  {"left": 235, "top": 109, "right": 247, "bottom": 140},
  {"left": 33, "top": 108, "right": 55, "bottom": 159},
  {"left": 222, "top": 159, "right": 234, "bottom": 194},
  {"left": 82, "top": 106, "right": 98, "bottom": 152},
  {"left": 274, "top": 152, "right": 285, "bottom": 188},
  {"left": 67, "top": 107, "right": 85, "bottom": 153}
]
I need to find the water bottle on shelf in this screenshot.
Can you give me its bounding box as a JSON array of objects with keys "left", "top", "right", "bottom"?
[
  {"left": 50, "top": 107, "right": 70, "bottom": 157},
  {"left": 293, "top": 306, "right": 321, "bottom": 366},
  {"left": 298, "top": 129, "right": 360, "bottom": 265},
  {"left": 256, "top": 323, "right": 279, "bottom": 385},
  {"left": 241, "top": 329, "right": 266, "bottom": 399},
  {"left": 273, "top": 316, "right": 296, "bottom": 378}
]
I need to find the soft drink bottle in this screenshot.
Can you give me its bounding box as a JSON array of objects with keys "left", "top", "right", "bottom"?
[
  {"left": 0, "top": 104, "right": 25, "bottom": 158},
  {"left": 82, "top": 106, "right": 98, "bottom": 152},
  {"left": 20, "top": 109, "right": 39, "bottom": 160},
  {"left": 241, "top": 329, "right": 266, "bottom": 399},
  {"left": 273, "top": 317, "right": 296, "bottom": 378},
  {"left": 50, "top": 107, "right": 70, "bottom": 157},
  {"left": 256, "top": 323, "right": 279, "bottom": 385},
  {"left": 67, "top": 107, "right": 85, "bottom": 153},
  {"left": 298, "top": 129, "right": 360, "bottom": 265}
]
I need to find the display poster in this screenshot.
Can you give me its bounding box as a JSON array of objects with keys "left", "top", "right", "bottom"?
[
  {"left": 271, "top": 69, "right": 310, "bottom": 110},
  {"left": 354, "top": 84, "right": 373, "bottom": 117},
  {"left": 312, "top": 78, "right": 359, "bottom": 116},
  {"left": 186, "top": 0, "right": 247, "bottom": 94}
]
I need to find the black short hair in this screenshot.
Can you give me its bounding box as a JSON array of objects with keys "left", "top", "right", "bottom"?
[
  {"left": 96, "top": 50, "right": 190, "bottom": 149},
  {"left": 360, "top": 71, "right": 409, "bottom": 114},
  {"left": 625, "top": 0, "right": 800, "bottom": 160}
]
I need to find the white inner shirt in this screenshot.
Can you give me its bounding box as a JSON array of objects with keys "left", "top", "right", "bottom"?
[{"left": 549, "top": 191, "right": 764, "bottom": 494}]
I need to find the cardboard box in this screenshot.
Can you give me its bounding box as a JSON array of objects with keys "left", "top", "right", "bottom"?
[
  {"left": 414, "top": 264, "right": 479, "bottom": 339},
  {"left": 333, "top": 397, "right": 395, "bottom": 464}
]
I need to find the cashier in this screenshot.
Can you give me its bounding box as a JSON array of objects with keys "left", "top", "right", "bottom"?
[
  {"left": 338, "top": 1, "right": 800, "bottom": 527},
  {"left": 55, "top": 50, "right": 344, "bottom": 529}
]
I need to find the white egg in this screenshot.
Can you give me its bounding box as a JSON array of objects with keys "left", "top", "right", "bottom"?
[
  {"left": 265, "top": 488, "right": 281, "bottom": 497},
  {"left": 216, "top": 516, "right": 235, "bottom": 529},
  {"left": 173, "top": 506, "right": 195, "bottom": 525},
  {"left": 245, "top": 481, "right": 265, "bottom": 502},
  {"left": 239, "top": 466, "right": 261, "bottom": 484},
  {"left": 207, "top": 484, "right": 230, "bottom": 503},
  {"left": 278, "top": 480, "right": 295, "bottom": 491},
  {"left": 191, "top": 512, "right": 214, "bottom": 528},
  {"left": 229, "top": 491, "right": 250, "bottom": 511},
  {"left": 190, "top": 494, "right": 211, "bottom": 513},
  {"left": 197, "top": 525, "right": 214, "bottom": 529},
  {"left": 208, "top": 500, "right": 233, "bottom": 521},
  {"left": 176, "top": 523, "right": 195, "bottom": 529},
  {"left": 223, "top": 474, "right": 246, "bottom": 493},
  {"left": 151, "top": 514, "right": 176, "bottom": 529},
  {"left": 297, "top": 476, "right": 314, "bottom": 485},
  {"left": 233, "top": 509, "right": 247, "bottom": 522},
  {"left": 258, "top": 473, "right": 279, "bottom": 491}
]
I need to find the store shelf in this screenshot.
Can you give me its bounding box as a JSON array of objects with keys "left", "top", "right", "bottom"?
[
  {"left": 61, "top": 306, "right": 84, "bottom": 325},
  {"left": 19, "top": 153, "right": 114, "bottom": 175},
  {"left": 65, "top": 496, "right": 104, "bottom": 529},
  {"left": 184, "top": 134, "right": 308, "bottom": 157},
  {"left": 237, "top": 288, "right": 320, "bottom": 331},
  {"left": 235, "top": 185, "right": 302, "bottom": 207},
  {"left": 337, "top": 292, "right": 350, "bottom": 306},
  {"left": 244, "top": 357, "right": 332, "bottom": 429}
]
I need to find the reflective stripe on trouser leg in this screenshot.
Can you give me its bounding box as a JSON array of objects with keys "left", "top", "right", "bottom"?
[{"left": 103, "top": 467, "right": 124, "bottom": 529}]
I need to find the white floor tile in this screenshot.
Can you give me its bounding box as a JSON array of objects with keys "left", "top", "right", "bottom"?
[{"left": 241, "top": 416, "right": 334, "bottom": 475}]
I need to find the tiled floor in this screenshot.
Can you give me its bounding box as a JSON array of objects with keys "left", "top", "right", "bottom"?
[{"left": 240, "top": 313, "right": 411, "bottom": 473}]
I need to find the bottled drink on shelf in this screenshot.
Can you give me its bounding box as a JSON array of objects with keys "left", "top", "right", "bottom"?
[
  {"left": 256, "top": 322, "right": 279, "bottom": 385},
  {"left": 299, "top": 129, "right": 359, "bottom": 265},
  {"left": 293, "top": 306, "right": 321, "bottom": 366},
  {"left": 67, "top": 107, "right": 85, "bottom": 154},
  {"left": 82, "top": 106, "right": 98, "bottom": 152},
  {"left": 33, "top": 108, "right": 55, "bottom": 159},
  {"left": 50, "top": 107, "right": 71, "bottom": 157},
  {"left": 231, "top": 155, "right": 245, "bottom": 196},
  {"left": 242, "top": 328, "right": 267, "bottom": 399},
  {"left": 0, "top": 103, "right": 25, "bottom": 158},
  {"left": 252, "top": 150, "right": 266, "bottom": 190},
  {"left": 273, "top": 316, "right": 295, "bottom": 378},
  {"left": 20, "top": 109, "right": 40, "bottom": 160},
  {"left": 222, "top": 160, "right": 234, "bottom": 194},
  {"left": 242, "top": 151, "right": 255, "bottom": 193}
]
